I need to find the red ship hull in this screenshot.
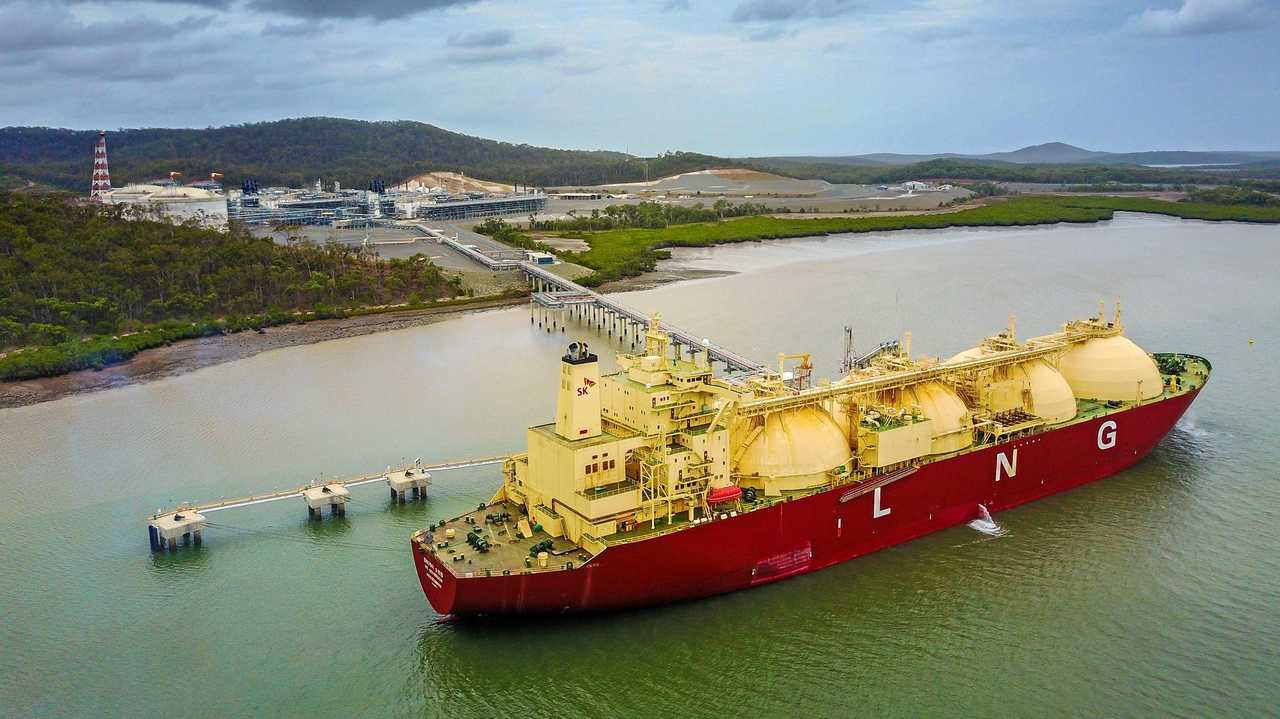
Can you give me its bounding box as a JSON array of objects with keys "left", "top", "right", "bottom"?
[{"left": 413, "top": 389, "right": 1201, "bottom": 615}]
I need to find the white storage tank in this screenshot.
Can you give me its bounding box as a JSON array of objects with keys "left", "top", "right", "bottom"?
[
  {"left": 886, "top": 381, "right": 973, "bottom": 454},
  {"left": 1005, "top": 359, "right": 1078, "bottom": 423},
  {"left": 736, "top": 407, "right": 851, "bottom": 489},
  {"left": 947, "top": 347, "right": 1077, "bottom": 423},
  {"left": 1057, "top": 336, "right": 1163, "bottom": 402}
]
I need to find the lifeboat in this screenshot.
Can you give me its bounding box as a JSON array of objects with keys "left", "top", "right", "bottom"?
[{"left": 707, "top": 486, "right": 743, "bottom": 504}]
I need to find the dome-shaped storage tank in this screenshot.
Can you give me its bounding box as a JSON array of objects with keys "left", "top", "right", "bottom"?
[
  {"left": 947, "top": 345, "right": 1077, "bottom": 423},
  {"left": 1003, "top": 359, "right": 1077, "bottom": 423},
  {"left": 1057, "top": 335, "right": 1162, "bottom": 402},
  {"left": 889, "top": 381, "right": 973, "bottom": 454},
  {"left": 736, "top": 407, "right": 851, "bottom": 492}
]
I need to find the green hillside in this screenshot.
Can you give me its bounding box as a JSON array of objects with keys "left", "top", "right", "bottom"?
[{"left": 0, "top": 117, "right": 726, "bottom": 191}]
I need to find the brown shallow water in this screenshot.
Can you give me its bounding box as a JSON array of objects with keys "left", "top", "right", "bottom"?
[{"left": 1, "top": 213, "right": 1278, "bottom": 717}]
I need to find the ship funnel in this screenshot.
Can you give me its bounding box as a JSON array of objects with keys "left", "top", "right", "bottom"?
[{"left": 555, "top": 341, "right": 601, "bottom": 441}]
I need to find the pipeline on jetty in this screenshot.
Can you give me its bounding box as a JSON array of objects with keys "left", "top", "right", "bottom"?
[
  {"left": 145, "top": 251, "right": 775, "bottom": 552},
  {"left": 146, "top": 455, "right": 507, "bottom": 551}
]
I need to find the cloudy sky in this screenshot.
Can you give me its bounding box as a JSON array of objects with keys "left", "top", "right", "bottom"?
[{"left": 0, "top": 0, "right": 1276, "bottom": 156}]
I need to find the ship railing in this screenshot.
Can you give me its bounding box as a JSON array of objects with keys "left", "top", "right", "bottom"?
[{"left": 576, "top": 479, "right": 641, "bottom": 500}]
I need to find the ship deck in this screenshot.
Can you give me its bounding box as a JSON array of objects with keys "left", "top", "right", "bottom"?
[{"left": 419, "top": 500, "right": 596, "bottom": 577}]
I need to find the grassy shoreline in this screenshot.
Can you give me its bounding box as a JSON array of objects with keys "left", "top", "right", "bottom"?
[
  {"left": 556, "top": 195, "right": 1280, "bottom": 285},
  {"left": 0, "top": 291, "right": 525, "bottom": 382}
]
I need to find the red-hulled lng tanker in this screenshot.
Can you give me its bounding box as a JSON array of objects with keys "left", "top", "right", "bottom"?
[{"left": 412, "top": 304, "right": 1209, "bottom": 615}]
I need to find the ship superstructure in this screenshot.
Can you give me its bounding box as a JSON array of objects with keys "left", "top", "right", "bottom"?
[{"left": 413, "top": 303, "right": 1209, "bottom": 614}]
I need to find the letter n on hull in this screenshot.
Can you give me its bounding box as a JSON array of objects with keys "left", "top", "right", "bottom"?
[{"left": 996, "top": 449, "right": 1018, "bottom": 482}]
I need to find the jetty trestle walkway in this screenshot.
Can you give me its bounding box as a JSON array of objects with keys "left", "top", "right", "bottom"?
[
  {"left": 412, "top": 222, "right": 766, "bottom": 374},
  {"left": 521, "top": 262, "right": 767, "bottom": 375},
  {"left": 146, "top": 455, "right": 508, "bottom": 551}
]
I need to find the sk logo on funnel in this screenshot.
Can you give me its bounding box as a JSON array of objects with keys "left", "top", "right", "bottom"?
[{"left": 577, "top": 377, "right": 596, "bottom": 396}]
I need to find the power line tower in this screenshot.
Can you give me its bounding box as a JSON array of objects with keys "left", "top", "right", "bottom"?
[{"left": 90, "top": 131, "right": 111, "bottom": 201}]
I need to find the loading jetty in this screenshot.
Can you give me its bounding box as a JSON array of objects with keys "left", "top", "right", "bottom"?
[
  {"left": 145, "top": 260, "right": 771, "bottom": 551},
  {"left": 147, "top": 456, "right": 506, "bottom": 551}
]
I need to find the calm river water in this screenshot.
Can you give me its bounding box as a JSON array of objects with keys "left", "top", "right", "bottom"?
[{"left": 2, "top": 214, "right": 1278, "bottom": 717}]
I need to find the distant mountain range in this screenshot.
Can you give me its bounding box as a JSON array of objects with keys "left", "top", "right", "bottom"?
[
  {"left": 0, "top": 118, "right": 722, "bottom": 191},
  {"left": 2, "top": 118, "right": 1278, "bottom": 194},
  {"left": 754, "top": 142, "right": 1280, "bottom": 167}
]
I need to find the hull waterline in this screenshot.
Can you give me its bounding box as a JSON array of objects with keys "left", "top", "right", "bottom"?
[{"left": 414, "top": 388, "right": 1201, "bottom": 616}]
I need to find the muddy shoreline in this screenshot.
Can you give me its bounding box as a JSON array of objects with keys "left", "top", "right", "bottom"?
[
  {"left": 0, "top": 297, "right": 527, "bottom": 410},
  {"left": 0, "top": 267, "right": 736, "bottom": 410}
]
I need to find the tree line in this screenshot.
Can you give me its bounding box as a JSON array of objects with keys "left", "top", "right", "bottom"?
[
  {"left": 527, "top": 200, "right": 778, "bottom": 232},
  {"left": 0, "top": 192, "right": 462, "bottom": 350},
  {"left": 0, "top": 118, "right": 727, "bottom": 191}
]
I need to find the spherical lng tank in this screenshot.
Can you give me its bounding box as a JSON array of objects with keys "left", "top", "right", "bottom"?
[
  {"left": 1006, "top": 359, "right": 1078, "bottom": 422},
  {"left": 1056, "top": 335, "right": 1163, "bottom": 402},
  {"left": 947, "top": 347, "right": 1077, "bottom": 423},
  {"left": 736, "top": 407, "right": 851, "bottom": 492},
  {"left": 872, "top": 381, "right": 973, "bottom": 455}
]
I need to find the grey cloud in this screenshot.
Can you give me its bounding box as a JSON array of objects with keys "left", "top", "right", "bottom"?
[
  {"left": 908, "top": 24, "right": 971, "bottom": 43},
  {"left": 732, "top": 0, "right": 859, "bottom": 23},
  {"left": 444, "top": 43, "right": 563, "bottom": 64},
  {"left": 447, "top": 29, "right": 514, "bottom": 48},
  {"left": 262, "top": 21, "right": 329, "bottom": 36},
  {"left": 748, "top": 25, "right": 788, "bottom": 41},
  {"left": 246, "top": 0, "right": 479, "bottom": 21},
  {"left": 65, "top": 0, "right": 233, "bottom": 7},
  {"left": 0, "top": 4, "right": 214, "bottom": 53},
  {"left": 25, "top": 42, "right": 223, "bottom": 83},
  {"left": 1130, "top": 0, "right": 1275, "bottom": 36}
]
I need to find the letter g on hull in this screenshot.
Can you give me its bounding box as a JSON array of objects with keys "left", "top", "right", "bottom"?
[{"left": 1097, "top": 420, "right": 1117, "bottom": 450}]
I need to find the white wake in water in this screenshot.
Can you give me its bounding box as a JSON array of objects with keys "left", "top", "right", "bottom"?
[
  {"left": 1175, "top": 417, "right": 1213, "bottom": 441},
  {"left": 967, "top": 504, "right": 1006, "bottom": 537}
]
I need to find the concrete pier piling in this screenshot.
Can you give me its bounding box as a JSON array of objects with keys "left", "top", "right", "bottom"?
[
  {"left": 303, "top": 483, "right": 350, "bottom": 520},
  {"left": 148, "top": 508, "right": 208, "bottom": 552},
  {"left": 387, "top": 464, "right": 432, "bottom": 503}
]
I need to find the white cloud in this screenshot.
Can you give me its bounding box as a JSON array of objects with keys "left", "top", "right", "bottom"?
[{"left": 1131, "top": 0, "right": 1275, "bottom": 36}]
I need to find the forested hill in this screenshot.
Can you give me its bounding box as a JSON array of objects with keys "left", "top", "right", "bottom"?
[
  {"left": 8, "top": 117, "right": 1280, "bottom": 193},
  {"left": 0, "top": 118, "right": 726, "bottom": 190}
]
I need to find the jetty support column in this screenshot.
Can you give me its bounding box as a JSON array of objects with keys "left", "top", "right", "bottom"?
[
  {"left": 387, "top": 467, "right": 432, "bottom": 503},
  {"left": 148, "top": 509, "right": 208, "bottom": 551},
  {"left": 303, "top": 484, "right": 351, "bottom": 518}
]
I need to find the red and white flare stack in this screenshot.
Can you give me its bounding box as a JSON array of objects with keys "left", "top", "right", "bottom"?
[{"left": 90, "top": 131, "right": 111, "bottom": 201}]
